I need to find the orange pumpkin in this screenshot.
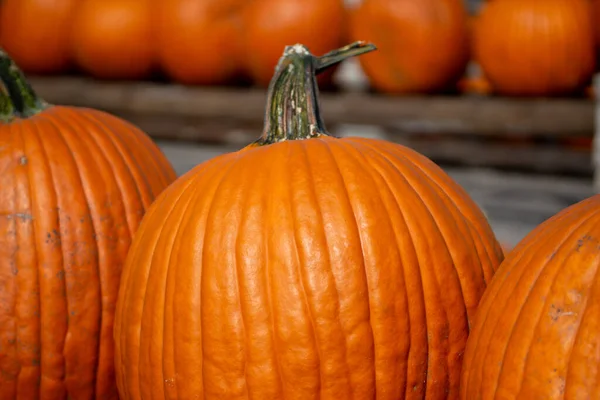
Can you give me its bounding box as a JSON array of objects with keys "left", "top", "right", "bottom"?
[
  {"left": 474, "top": 0, "right": 595, "bottom": 96},
  {"left": 0, "top": 49, "right": 177, "bottom": 398},
  {"left": 0, "top": 0, "right": 76, "bottom": 74},
  {"left": 349, "top": 0, "right": 471, "bottom": 94},
  {"left": 154, "top": 0, "right": 244, "bottom": 85},
  {"left": 71, "top": 0, "right": 154, "bottom": 80},
  {"left": 460, "top": 194, "right": 600, "bottom": 399},
  {"left": 114, "top": 42, "right": 503, "bottom": 399},
  {"left": 242, "top": 0, "right": 346, "bottom": 87}
]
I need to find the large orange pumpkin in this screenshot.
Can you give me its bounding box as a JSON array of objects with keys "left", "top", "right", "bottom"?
[
  {"left": 349, "top": 0, "right": 471, "bottom": 94},
  {"left": 114, "top": 42, "right": 503, "bottom": 399},
  {"left": 70, "top": 0, "right": 154, "bottom": 80},
  {"left": 460, "top": 194, "right": 600, "bottom": 398},
  {"left": 154, "top": 0, "right": 244, "bottom": 85},
  {"left": 242, "top": 0, "right": 346, "bottom": 87},
  {"left": 474, "top": 0, "right": 595, "bottom": 96},
  {"left": 0, "top": 0, "right": 76, "bottom": 74},
  {"left": 0, "top": 49, "right": 177, "bottom": 398}
]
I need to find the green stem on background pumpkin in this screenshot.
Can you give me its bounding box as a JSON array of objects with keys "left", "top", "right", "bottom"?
[
  {"left": 0, "top": 48, "right": 48, "bottom": 118},
  {"left": 255, "top": 41, "right": 377, "bottom": 146},
  {"left": 0, "top": 83, "right": 15, "bottom": 123}
]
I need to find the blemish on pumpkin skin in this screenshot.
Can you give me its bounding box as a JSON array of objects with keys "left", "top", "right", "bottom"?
[
  {"left": 3, "top": 213, "right": 33, "bottom": 221},
  {"left": 19, "top": 156, "right": 27, "bottom": 165},
  {"left": 548, "top": 304, "right": 576, "bottom": 322}
]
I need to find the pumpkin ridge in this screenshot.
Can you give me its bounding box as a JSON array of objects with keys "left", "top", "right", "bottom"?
[
  {"left": 9, "top": 120, "right": 38, "bottom": 397},
  {"left": 335, "top": 138, "right": 449, "bottom": 396},
  {"left": 360, "top": 138, "right": 501, "bottom": 276},
  {"left": 48, "top": 108, "right": 135, "bottom": 240},
  {"left": 267, "top": 143, "right": 318, "bottom": 396},
  {"left": 27, "top": 115, "right": 73, "bottom": 395},
  {"left": 198, "top": 153, "right": 259, "bottom": 396},
  {"left": 362, "top": 138, "right": 501, "bottom": 320},
  {"left": 299, "top": 139, "right": 358, "bottom": 395},
  {"left": 352, "top": 138, "right": 486, "bottom": 316},
  {"left": 86, "top": 109, "right": 176, "bottom": 192},
  {"left": 466, "top": 203, "right": 600, "bottom": 397},
  {"left": 329, "top": 139, "right": 417, "bottom": 397},
  {"left": 494, "top": 209, "right": 600, "bottom": 396},
  {"left": 339, "top": 138, "right": 467, "bottom": 396},
  {"left": 81, "top": 110, "right": 156, "bottom": 208},
  {"left": 36, "top": 110, "right": 105, "bottom": 395},
  {"left": 521, "top": 250, "right": 599, "bottom": 396},
  {"left": 156, "top": 166, "right": 227, "bottom": 398},
  {"left": 563, "top": 254, "right": 600, "bottom": 396},
  {"left": 134, "top": 175, "right": 199, "bottom": 398},
  {"left": 71, "top": 109, "right": 149, "bottom": 231},
  {"left": 145, "top": 173, "right": 203, "bottom": 398},
  {"left": 113, "top": 175, "right": 186, "bottom": 398}
]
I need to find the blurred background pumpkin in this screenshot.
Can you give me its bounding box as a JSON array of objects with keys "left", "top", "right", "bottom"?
[{"left": 0, "top": 0, "right": 77, "bottom": 74}]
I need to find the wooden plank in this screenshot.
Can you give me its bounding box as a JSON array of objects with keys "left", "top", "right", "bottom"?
[{"left": 28, "top": 76, "right": 594, "bottom": 137}]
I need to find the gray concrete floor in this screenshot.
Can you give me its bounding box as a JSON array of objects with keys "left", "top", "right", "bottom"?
[{"left": 157, "top": 140, "right": 595, "bottom": 248}]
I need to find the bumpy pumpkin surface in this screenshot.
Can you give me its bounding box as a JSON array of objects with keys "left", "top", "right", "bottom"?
[
  {"left": 0, "top": 50, "right": 177, "bottom": 398},
  {"left": 460, "top": 195, "right": 600, "bottom": 399},
  {"left": 114, "top": 42, "right": 503, "bottom": 399},
  {"left": 474, "top": 0, "right": 595, "bottom": 96},
  {"left": 349, "top": 0, "right": 470, "bottom": 94}
]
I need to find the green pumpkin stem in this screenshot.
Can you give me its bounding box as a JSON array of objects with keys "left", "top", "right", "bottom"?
[
  {"left": 0, "top": 83, "right": 15, "bottom": 122},
  {"left": 255, "top": 41, "right": 377, "bottom": 145},
  {"left": 0, "top": 48, "right": 48, "bottom": 118}
]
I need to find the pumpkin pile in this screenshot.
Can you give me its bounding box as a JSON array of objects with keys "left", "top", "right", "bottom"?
[
  {"left": 0, "top": 47, "right": 176, "bottom": 397},
  {"left": 0, "top": 0, "right": 346, "bottom": 88},
  {"left": 2, "top": 0, "right": 597, "bottom": 98}
]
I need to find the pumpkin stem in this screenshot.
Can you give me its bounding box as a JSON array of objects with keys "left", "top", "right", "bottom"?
[
  {"left": 0, "top": 83, "right": 15, "bottom": 122},
  {"left": 255, "top": 41, "right": 376, "bottom": 145},
  {"left": 0, "top": 48, "right": 48, "bottom": 118}
]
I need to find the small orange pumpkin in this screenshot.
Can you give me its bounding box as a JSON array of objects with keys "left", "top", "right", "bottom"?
[
  {"left": 474, "top": 0, "right": 595, "bottom": 96},
  {"left": 0, "top": 0, "right": 76, "bottom": 74},
  {"left": 242, "top": 0, "right": 346, "bottom": 88},
  {"left": 154, "top": 0, "right": 244, "bottom": 85},
  {"left": 0, "top": 48, "right": 176, "bottom": 398},
  {"left": 114, "top": 42, "right": 503, "bottom": 399},
  {"left": 460, "top": 194, "right": 600, "bottom": 398},
  {"left": 349, "top": 0, "right": 471, "bottom": 94},
  {"left": 71, "top": 0, "right": 154, "bottom": 80}
]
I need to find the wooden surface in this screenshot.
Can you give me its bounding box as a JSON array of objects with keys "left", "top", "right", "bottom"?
[
  {"left": 29, "top": 76, "right": 594, "bottom": 137},
  {"left": 157, "top": 140, "right": 594, "bottom": 248}
]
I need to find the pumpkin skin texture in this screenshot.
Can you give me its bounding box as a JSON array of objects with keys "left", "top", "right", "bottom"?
[
  {"left": 114, "top": 42, "right": 503, "bottom": 399},
  {"left": 460, "top": 194, "right": 600, "bottom": 399},
  {"left": 242, "top": 0, "right": 346, "bottom": 87},
  {"left": 71, "top": 0, "right": 154, "bottom": 80},
  {"left": 349, "top": 0, "right": 470, "bottom": 94},
  {"left": 154, "top": 0, "right": 244, "bottom": 85},
  {"left": 0, "top": 0, "right": 76, "bottom": 74},
  {"left": 474, "top": 0, "right": 595, "bottom": 97},
  {"left": 0, "top": 50, "right": 177, "bottom": 398}
]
